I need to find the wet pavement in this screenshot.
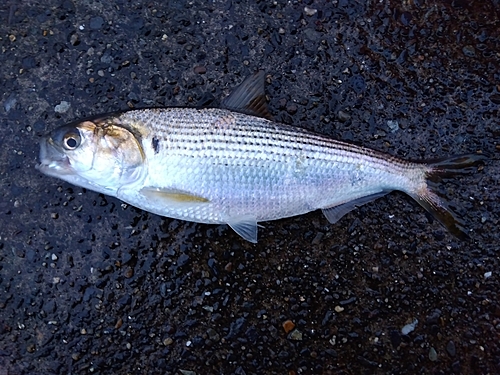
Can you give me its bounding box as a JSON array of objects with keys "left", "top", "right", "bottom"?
[{"left": 0, "top": 0, "right": 499, "bottom": 374}]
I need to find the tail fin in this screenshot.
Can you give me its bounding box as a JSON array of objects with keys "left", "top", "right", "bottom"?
[{"left": 409, "top": 154, "right": 487, "bottom": 240}]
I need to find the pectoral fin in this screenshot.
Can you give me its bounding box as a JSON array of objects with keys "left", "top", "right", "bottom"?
[
  {"left": 226, "top": 215, "right": 258, "bottom": 243},
  {"left": 140, "top": 187, "right": 210, "bottom": 205},
  {"left": 321, "top": 192, "right": 388, "bottom": 224}
]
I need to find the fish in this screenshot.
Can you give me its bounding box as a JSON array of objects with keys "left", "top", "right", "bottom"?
[{"left": 36, "top": 71, "right": 486, "bottom": 243}]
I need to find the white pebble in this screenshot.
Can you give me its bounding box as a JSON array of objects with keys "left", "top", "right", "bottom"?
[
  {"left": 304, "top": 7, "right": 317, "bottom": 16},
  {"left": 55, "top": 101, "right": 70, "bottom": 113},
  {"left": 401, "top": 319, "right": 418, "bottom": 335}
]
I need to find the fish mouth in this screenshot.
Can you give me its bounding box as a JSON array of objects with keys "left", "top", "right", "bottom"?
[{"left": 36, "top": 137, "right": 74, "bottom": 176}]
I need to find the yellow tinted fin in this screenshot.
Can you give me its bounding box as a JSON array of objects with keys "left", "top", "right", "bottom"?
[{"left": 140, "top": 187, "right": 210, "bottom": 203}]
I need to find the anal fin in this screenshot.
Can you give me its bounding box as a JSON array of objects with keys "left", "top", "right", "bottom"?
[{"left": 321, "top": 191, "right": 388, "bottom": 224}]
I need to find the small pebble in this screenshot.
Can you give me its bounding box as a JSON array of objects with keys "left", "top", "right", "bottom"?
[
  {"left": 115, "top": 318, "right": 123, "bottom": 329},
  {"left": 329, "top": 336, "right": 336, "bottom": 346},
  {"left": 124, "top": 267, "right": 134, "bottom": 278},
  {"left": 446, "top": 340, "right": 456, "bottom": 357},
  {"left": 311, "top": 232, "right": 324, "bottom": 245},
  {"left": 282, "top": 320, "right": 295, "bottom": 333},
  {"left": 54, "top": 101, "right": 70, "bottom": 113},
  {"left": 401, "top": 319, "right": 418, "bottom": 335},
  {"left": 387, "top": 120, "right": 400, "bottom": 132},
  {"left": 429, "top": 347, "right": 438, "bottom": 361},
  {"left": 70, "top": 33, "right": 79, "bottom": 46},
  {"left": 303, "top": 28, "right": 318, "bottom": 41},
  {"left": 334, "top": 306, "right": 344, "bottom": 313},
  {"left": 89, "top": 16, "right": 104, "bottom": 30},
  {"left": 4, "top": 94, "right": 17, "bottom": 113},
  {"left": 337, "top": 110, "right": 351, "bottom": 122},
  {"left": 288, "top": 329, "right": 303, "bottom": 341},
  {"left": 462, "top": 45, "right": 475, "bottom": 57},
  {"left": 194, "top": 65, "right": 206, "bottom": 74},
  {"left": 304, "top": 7, "right": 318, "bottom": 16},
  {"left": 286, "top": 104, "right": 297, "bottom": 115},
  {"left": 206, "top": 328, "right": 220, "bottom": 341}
]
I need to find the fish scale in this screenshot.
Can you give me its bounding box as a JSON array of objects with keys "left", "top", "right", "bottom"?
[
  {"left": 37, "top": 72, "right": 486, "bottom": 242},
  {"left": 116, "top": 108, "right": 419, "bottom": 222},
  {"left": 126, "top": 108, "right": 408, "bottom": 168}
]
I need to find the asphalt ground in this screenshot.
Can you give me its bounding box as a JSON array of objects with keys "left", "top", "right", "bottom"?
[{"left": 0, "top": 1, "right": 499, "bottom": 374}]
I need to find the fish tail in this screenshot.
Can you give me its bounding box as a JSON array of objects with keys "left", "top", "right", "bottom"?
[{"left": 409, "top": 154, "right": 487, "bottom": 240}]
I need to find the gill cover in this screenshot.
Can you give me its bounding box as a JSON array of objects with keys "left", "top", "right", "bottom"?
[{"left": 73, "top": 119, "right": 145, "bottom": 186}]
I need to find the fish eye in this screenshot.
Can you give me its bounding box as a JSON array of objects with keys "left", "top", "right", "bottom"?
[{"left": 63, "top": 130, "right": 81, "bottom": 150}]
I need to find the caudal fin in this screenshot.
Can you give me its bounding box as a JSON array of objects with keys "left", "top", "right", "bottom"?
[{"left": 409, "top": 154, "right": 487, "bottom": 240}]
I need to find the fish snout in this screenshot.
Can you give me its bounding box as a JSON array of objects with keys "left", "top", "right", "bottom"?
[{"left": 36, "top": 137, "right": 72, "bottom": 175}]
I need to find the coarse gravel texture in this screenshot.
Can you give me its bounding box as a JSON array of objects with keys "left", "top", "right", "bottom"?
[{"left": 0, "top": 0, "right": 499, "bottom": 374}]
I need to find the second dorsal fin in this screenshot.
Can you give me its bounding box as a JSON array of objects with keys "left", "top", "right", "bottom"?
[{"left": 221, "top": 71, "right": 273, "bottom": 120}]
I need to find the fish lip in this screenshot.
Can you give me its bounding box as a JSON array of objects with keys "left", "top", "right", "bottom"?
[{"left": 36, "top": 137, "right": 73, "bottom": 175}]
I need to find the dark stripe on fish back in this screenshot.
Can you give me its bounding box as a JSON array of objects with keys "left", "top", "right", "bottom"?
[{"left": 121, "top": 108, "right": 413, "bottom": 171}]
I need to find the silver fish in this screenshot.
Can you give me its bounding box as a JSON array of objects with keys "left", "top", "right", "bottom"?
[{"left": 37, "top": 72, "right": 485, "bottom": 242}]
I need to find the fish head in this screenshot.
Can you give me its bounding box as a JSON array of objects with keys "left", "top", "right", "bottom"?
[{"left": 37, "top": 118, "right": 146, "bottom": 194}]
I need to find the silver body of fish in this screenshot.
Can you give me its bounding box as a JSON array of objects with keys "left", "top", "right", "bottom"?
[{"left": 37, "top": 72, "right": 484, "bottom": 242}]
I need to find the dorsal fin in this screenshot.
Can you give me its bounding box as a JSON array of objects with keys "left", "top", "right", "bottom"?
[{"left": 222, "top": 71, "right": 273, "bottom": 120}]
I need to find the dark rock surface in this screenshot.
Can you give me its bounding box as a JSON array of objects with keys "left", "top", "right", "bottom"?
[{"left": 0, "top": 1, "right": 499, "bottom": 374}]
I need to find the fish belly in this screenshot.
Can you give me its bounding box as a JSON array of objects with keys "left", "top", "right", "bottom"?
[{"left": 123, "top": 150, "right": 403, "bottom": 225}]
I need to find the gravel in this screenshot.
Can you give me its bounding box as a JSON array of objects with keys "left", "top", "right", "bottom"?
[{"left": 0, "top": 0, "right": 499, "bottom": 374}]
